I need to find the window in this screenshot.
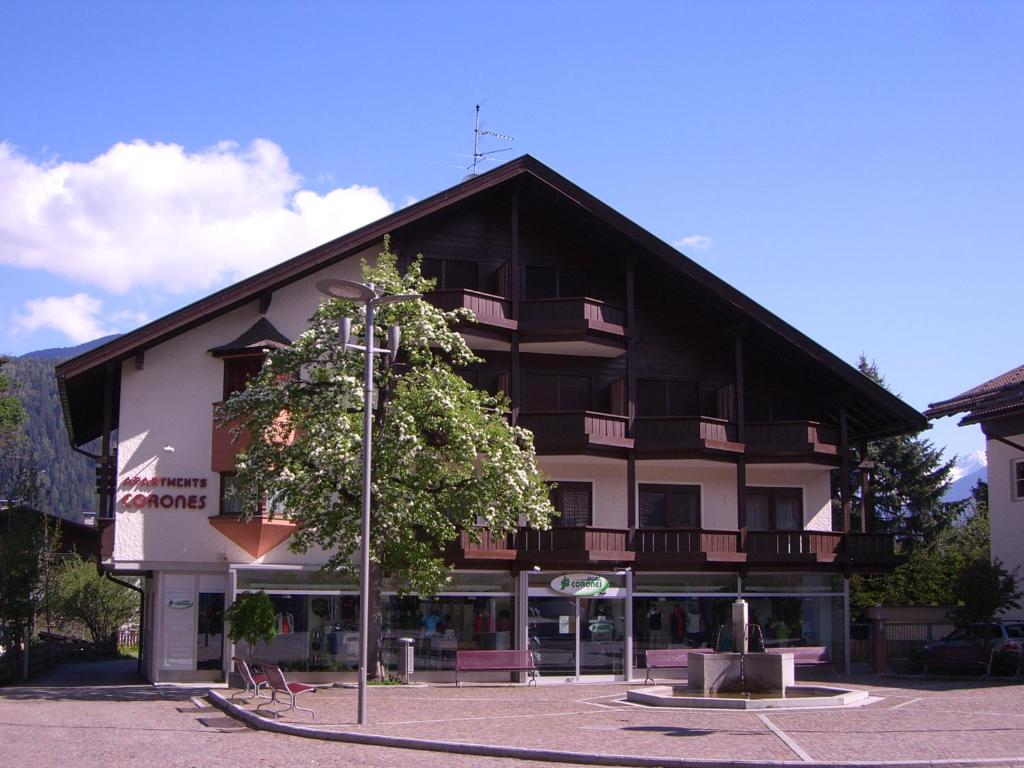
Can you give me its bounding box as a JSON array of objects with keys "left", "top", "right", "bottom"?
[
  {"left": 745, "top": 487, "right": 803, "bottom": 530},
  {"left": 637, "top": 379, "right": 700, "bottom": 417},
  {"left": 638, "top": 484, "right": 701, "bottom": 527},
  {"left": 220, "top": 473, "right": 246, "bottom": 516},
  {"left": 223, "top": 354, "right": 264, "bottom": 400},
  {"left": 422, "top": 258, "right": 478, "bottom": 291},
  {"left": 522, "top": 372, "right": 591, "bottom": 411},
  {"left": 1014, "top": 460, "right": 1024, "bottom": 501},
  {"left": 524, "top": 266, "right": 589, "bottom": 300},
  {"left": 549, "top": 481, "right": 592, "bottom": 527}
]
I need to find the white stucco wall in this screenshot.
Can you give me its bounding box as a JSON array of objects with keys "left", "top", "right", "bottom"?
[
  {"left": 986, "top": 434, "right": 1024, "bottom": 619},
  {"left": 746, "top": 464, "right": 834, "bottom": 531},
  {"left": 636, "top": 460, "right": 738, "bottom": 530},
  {"left": 113, "top": 246, "right": 376, "bottom": 568},
  {"left": 538, "top": 456, "right": 628, "bottom": 528}
]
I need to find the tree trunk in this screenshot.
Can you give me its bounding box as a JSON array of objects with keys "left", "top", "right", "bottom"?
[{"left": 366, "top": 560, "right": 386, "bottom": 680}]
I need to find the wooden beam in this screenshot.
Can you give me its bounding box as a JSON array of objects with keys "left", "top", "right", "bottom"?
[
  {"left": 257, "top": 291, "right": 273, "bottom": 314},
  {"left": 859, "top": 441, "right": 871, "bottom": 534},
  {"left": 735, "top": 336, "right": 747, "bottom": 538},
  {"left": 840, "top": 404, "right": 851, "bottom": 533}
]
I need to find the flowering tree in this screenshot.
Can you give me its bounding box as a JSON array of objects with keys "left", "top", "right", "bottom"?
[{"left": 219, "top": 240, "right": 554, "bottom": 675}]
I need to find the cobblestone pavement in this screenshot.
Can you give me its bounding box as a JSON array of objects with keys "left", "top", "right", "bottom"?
[
  {"left": 218, "top": 673, "right": 1024, "bottom": 766},
  {"left": 4, "top": 662, "right": 1024, "bottom": 767},
  {"left": 0, "top": 660, "right": 555, "bottom": 768}
]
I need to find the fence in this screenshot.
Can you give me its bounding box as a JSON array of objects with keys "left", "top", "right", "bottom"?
[
  {"left": 850, "top": 621, "right": 955, "bottom": 663},
  {"left": 117, "top": 626, "right": 139, "bottom": 646}
]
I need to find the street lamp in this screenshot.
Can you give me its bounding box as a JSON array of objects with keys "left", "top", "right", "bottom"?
[{"left": 315, "top": 278, "right": 418, "bottom": 725}]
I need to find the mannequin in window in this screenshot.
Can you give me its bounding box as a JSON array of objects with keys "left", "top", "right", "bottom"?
[{"left": 647, "top": 605, "right": 665, "bottom": 646}]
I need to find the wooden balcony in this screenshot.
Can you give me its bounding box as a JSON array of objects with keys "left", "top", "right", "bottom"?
[
  {"left": 515, "top": 526, "right": 634, "bottom": 567},
  {"left": 630, "top": 529, "right": 898, "bottom": 571},
  {"left": 744, "top": 530, "right": 842, "bottom": 563},
  {"left": 211, "top": 403, "right": 252, "bottom": 473},
  {"left": 445, "top": 528, "right": 517, "bottom": 565},
  {"left": 518, "top": 297, "right": 628, "bottom": 356},
  {"left": 633, "top": 528, "right": 744, "bottom": 566},
  {"left": 517, "top": 411, "right": 632, "bottom": 453},
  {"left": 424, "top": 289, "right": 516, "bottom": 331},
  {"left": 633, "top": 416, "right": 743, "bottom": 457},
  {"left": 844, "top": 532, "right": 900, "bottom": 568},
  {"left": 745, "top": 420, "right": 840, "bottom": 460}
]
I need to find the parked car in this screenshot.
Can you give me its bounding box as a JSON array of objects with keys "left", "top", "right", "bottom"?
[{"left": 925, "top": 621, "right": 1024, "bottom": 657}]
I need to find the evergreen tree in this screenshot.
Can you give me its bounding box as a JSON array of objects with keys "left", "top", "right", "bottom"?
[{"left": 856, "top": 357, "right": 965, "bottom": 548}]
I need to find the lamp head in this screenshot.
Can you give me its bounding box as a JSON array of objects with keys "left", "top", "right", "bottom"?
[{"left": 316, "top": 279, "right": 377, "bottom": 303}]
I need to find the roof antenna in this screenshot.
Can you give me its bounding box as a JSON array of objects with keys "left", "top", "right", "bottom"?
[{"left": 461, "top": 104, "right": 514, "bottom": 181}]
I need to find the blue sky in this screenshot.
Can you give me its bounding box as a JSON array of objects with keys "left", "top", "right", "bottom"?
[{"left": 2, "top": 1, "right": 1021, "bottom": 469}]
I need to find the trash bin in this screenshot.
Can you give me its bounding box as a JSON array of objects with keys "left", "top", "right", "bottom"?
[{"left": 398, "top": 637, "right": 415, "bottom": 683}]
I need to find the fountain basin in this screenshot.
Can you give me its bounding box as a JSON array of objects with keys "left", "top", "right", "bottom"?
[
  {"left": 688, "top": 651, "right": 794, "bottom": 694},
  {"left": 627, "top": 684, "right": 869, "bottom": 710}
]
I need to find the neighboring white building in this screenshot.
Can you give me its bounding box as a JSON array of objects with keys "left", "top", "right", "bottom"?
[
  {"left": 57, "top": 157, "right": 926, "bottom": 683},
  {"left": 927, "top": 365, "right": 1024, "bottom": 620}
]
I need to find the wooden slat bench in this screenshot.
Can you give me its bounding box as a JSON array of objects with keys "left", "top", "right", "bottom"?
[
  {"left": 765, "top": 645, "right": 834, "bottom": 671},
  {"left": 455, "top": 649, "right": 537, "bottom": 687},
  {"left": 643, "top": 648, "right": 712, "bottom": 684},
  {"left": 923, "top": 645, "right": 993, "bottom": 676}
]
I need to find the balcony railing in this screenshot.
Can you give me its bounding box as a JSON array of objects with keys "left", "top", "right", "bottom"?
[
  {"left": 519, "top": 297, "right": 627, "bottom": 336},
  {"left": 744, "top": 530, "right": 843, "bottom": 562},
  {"left": 447, "top": 529, "right": 517, "bottom": 562},
  {"left": 424, "top": 289, "right": 515, "bottom": 330},
  {"left": 745, "top": 420, "right": 840, "bottom": 457},
  {"left": 516, "top": 526, "right": 634, "bottom": 564},
  {"left": 517, "top": 411, "right": 632, "bottom": 452},
  {"left": 633, "top": 416, "right": 742, "bottom": 455},
  {"left": 844, "top": 532, "right": 899, "bottom": 565},
  {"left": 633, "top": 528, "right": 743, "bottom": 564}
]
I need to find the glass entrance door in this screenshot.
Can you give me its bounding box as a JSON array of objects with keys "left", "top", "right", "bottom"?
[
  {"left": 527, "top": 596, "right": 625, "bottom": 678},
  {"left": 579, "top": 598, "right": 625, "bottom": 675}
]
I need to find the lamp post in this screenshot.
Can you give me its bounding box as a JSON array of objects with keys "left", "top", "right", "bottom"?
[{"left": 315, "top": 278, "right": 418, "bottom": 725}]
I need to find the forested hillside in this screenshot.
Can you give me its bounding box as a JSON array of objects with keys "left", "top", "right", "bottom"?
[{"left": 4, "top": 338, "right": 119, "bottom": 521}]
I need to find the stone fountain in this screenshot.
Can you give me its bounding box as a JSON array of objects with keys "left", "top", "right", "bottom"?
[
  {"left": 687, "top": 598, "right": 794, "bottom": 695},
  {"left": 626, "top": 599, "right": 866, "bottom": 710}
]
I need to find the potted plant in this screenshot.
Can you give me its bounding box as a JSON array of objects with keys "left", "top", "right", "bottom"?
[{"left": 225, "top": 590, "right": 277, "bottom": 662}]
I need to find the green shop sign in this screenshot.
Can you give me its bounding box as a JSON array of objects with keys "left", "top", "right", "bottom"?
[{"left": 551, "top": 573, "right": 610, "bottom": 596}]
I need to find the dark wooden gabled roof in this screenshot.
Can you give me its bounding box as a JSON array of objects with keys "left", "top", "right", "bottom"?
[
  {"left": 926, "top": 363, "right": 1024, "bottom": 425},
  {"left": 56, "top": 155, "right": 927, "bottom": 445},
  {"left": 208, "top": 317, "right": 291, "bottom": 357}
]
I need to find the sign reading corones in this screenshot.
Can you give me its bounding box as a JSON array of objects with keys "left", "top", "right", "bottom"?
[{"left": 551, "top": 573, "right": 610, "bottom": 596}]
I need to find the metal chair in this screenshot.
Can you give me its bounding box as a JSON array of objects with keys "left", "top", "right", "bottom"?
[
  {"left": 256, "top": 663, "right": 316, "bottom": 718},
  {"left": 230, "top": 656, "right": 270, "bottom": 702}
]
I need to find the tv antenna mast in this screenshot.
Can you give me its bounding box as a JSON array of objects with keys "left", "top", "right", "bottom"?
[{"left": 463, "top": 104, "right": 514, "bottom": 179}]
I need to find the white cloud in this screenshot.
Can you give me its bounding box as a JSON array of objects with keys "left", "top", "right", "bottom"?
[
  {"left": 674, "top": 235, "right": 712, "bottom": 251},
  {"left": 0, "top": 140, "right": 395, "bottom": 294},
  {"left": 11, "top": 293, "right": 148, "bottom": 344}
]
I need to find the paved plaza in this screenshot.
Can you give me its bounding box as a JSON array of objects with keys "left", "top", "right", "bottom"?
[{"left": 3, "top": 660, "right": 1024, "bottom": 767}]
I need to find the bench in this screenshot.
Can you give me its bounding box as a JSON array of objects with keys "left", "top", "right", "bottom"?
[
  {"left": 923, "top": 645, "right": 993, "bottom": 676},
  {"left": 643, "top": 648, "right": 712, "bottom": 684},
  {"left": 455, "top": 649, "right": 537, "bottom": 687},
  {"left": 765, "top": 645, "right": 834, "bottom": 671}
]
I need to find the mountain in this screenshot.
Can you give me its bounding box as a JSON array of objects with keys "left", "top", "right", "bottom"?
[
  {"left": 0, "top": 338, "right": 116, "bottom": 521},
  {"left": 20, "top": 334, "right": 120, "bottom": 361},
  {"left": 943, "top": 450, "right": 988, "bottom": 503}
]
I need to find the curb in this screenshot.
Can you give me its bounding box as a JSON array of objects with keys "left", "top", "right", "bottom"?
[{"left": 207, "top": 690, "right": 1024, "bottom": 768}]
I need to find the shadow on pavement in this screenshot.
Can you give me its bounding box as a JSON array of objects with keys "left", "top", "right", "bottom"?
[{"left": 0, "top": 659, "right": 194, "bottom": 703}]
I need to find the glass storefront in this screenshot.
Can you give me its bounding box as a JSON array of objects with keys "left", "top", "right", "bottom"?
[
  {"left": 229, "top": 568, "right": 847, "bottom": 678},
  {"left": 234, "top": 569, "right": 513, "bottom": 673}
]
